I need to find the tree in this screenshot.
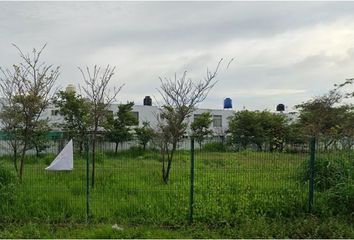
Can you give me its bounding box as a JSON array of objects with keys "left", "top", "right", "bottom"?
[
  {"left": 79, "top": 65, "right": 123, "bottom": 187},
  {"left": 294, "top": 82, "right": 354, "bottom": 150},
  {"left": 54, "top": 90, "right": 90, "bottom": 154},
  {"left": 157, "top": 59, "right": 222, "bottom": 183},
  {"left": 259, "top": 111, "right": 288, "bottom": 151},
  {"left": 106, "top": 102, "right": 138, "bottom": 154},
  {"left": 0, "top": 106, "right": 23, "bottom": 176},
  {"left": 295, "top": 89, "right": 348, "bottom": 149},
  {"left": 135, "top": 121, "right": 155, "bottom": 150},
  {"left": 0, "top": 44, "right": 59, "bottom": 180},
  {"left": 30, "top": 120, "right": 51, "bottom": 157},
  {"left": 228, "top": 110, "right": 264, "bottom": 150},
  {"left": 227, "top": 110, "right": 288, "bottom": 151},
  {"left": 191, "top": 112, "right": 213, "bottom": 149}
]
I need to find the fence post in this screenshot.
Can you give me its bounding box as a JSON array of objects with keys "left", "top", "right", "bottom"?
[
  {"left": 189, "top": 137, "right": 195, "bottom": 224},
  {"left": 309, "top": 137, "right": 316, "bottom": 212},
  {"left": 85, "top": 137, "right": 90, "bottom": 221}
]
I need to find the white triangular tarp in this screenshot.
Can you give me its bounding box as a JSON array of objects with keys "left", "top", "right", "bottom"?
[{"left": 45, "top": 139, "right": 73, "bottom": 171}]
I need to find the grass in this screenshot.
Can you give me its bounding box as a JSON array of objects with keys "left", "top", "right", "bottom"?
[
  {"left": 1, "top": 217, "right": 353, "bottom": 238},
  {"left": 0, "top": 147, "right": 353, "bottom": 238}
]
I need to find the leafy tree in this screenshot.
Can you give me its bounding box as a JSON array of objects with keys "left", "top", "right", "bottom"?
[
  {"left": 228, "top": 110, "right": 264, "bottom": 150},
  {"left": 79, "top": 65, "right": 123, "bottom": 187},
  {"left": 30, "top": 120, "right": 51, "bottom": 157},
  {"left": 295, "top": 89, "right": 350, "bottom": 149},
  {"left": 54, "top": 90, "right": 90, "bottom": 154},
  {"left": 157, "top": 59, "right": 222, "bottom": 183},
  {"left": 135, "top": 121, "right": 155, "bottom": 150},
  {"left": 260, "top": 111, "right": 288, "bottom": 151},
  {"left": 0, "top": 107, "right": 23, "bottom": 176},
  {"left": 284, "top": 122, "right": 307, "bottom": 145},
  {"left": 227, "top": 110, "right": 287, "bottom": 151},
  {"left": 191, "top": 112, "right": 213, "bottom": 149},
  {"left": 106, "top": 102, "right": 138, "bottom": 154},
  {"left": 338, "top": 109, "right": 354, "bottom": 149},
  {"left": 0, "top": 44, "right": 59, "bottom": 180}
]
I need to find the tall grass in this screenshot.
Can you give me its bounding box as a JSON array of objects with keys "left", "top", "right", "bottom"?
[{"left": 0, "top": 148, "right": 352, "bottom": 227}]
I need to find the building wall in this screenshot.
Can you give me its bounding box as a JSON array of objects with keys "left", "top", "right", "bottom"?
[{"left": 41, "top": 103, "right": 236, "bottom": 135}]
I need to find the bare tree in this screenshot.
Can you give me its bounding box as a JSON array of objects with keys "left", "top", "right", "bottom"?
[
  {"left": 157, "top": 59, "right": 222, "bottom": 183},
  {"left": 0, "top": 44, "right": 59, "bottom": 180},
  {"left": 79, "top": 65, "right": 123, "bottom": 187}
]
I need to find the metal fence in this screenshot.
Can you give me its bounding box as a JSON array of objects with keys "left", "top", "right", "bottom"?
[{"left": 0, "top": 135, "right": 352, "bottom": 225}]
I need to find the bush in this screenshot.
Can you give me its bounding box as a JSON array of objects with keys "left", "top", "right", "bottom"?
[
  {"left": 300, "top": 153, "right": 354, "bottom": 217},
  {"left": 203, "top": 142, "right": 227, "bottom": 152},
  {"left": 301, "top": 155, "right": 353, "bottom": 191},
  {"left": 325, "top": 180, "right": 354, "bottom": 216},
  {"left": 0, "top": 165, "right": 16, "bottom": 186},
  {"left": 0, "top": 164, "right": 18, "bottom": 215}
]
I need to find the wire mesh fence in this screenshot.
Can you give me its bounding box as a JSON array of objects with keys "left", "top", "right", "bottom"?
[{"left": 0, "top": 133, "right": 353, "bottom": 225}]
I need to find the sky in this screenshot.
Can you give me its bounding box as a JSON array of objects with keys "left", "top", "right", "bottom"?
[{"left": 0, "top": 1, "right": 354, "bottom": 112}]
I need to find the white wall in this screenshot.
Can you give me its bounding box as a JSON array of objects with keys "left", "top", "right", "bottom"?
[{"left": 40, "top": 103, "right": 235, "bottom": 136}]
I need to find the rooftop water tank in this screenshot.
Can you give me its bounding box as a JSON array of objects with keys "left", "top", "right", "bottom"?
[
  {"left": 276, "top": 104, "right": 285, "bottom": 112},
  {"left": 66, "top": 84, "right": 76, "bottom": 93},
  {"left": 224, "top": 98, "right": 232, "bottom": 109},
  {"left": 143, "top": 96, "right": 152, "bottom": 106}
]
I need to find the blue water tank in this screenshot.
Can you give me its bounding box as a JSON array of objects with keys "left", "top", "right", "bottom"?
[{"left": 224, "top": 98, "right": 232, "bottom": 109}]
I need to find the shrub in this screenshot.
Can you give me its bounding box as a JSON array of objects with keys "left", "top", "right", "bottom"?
[
  {"left": 325, "top": 180, "right": 354, "bottom": 216},
  {"left": 301, "top": 155, "right": 353, "bottom": 191},
  {"left": 0, "top": 164, "right": 18, "bottom": 215},
  {"left": 203, "top": 142, "right": 226, "bottom": 152},
  {"left": 0, "top": 165, "right": 16, "bottom": 186},
  {"left": 300, "top": 153, "right": 354, "bottom": 216}
]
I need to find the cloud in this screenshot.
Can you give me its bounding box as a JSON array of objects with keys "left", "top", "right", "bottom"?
[{"left": 0, "top": 2, "right": 354, "bottom": 111}]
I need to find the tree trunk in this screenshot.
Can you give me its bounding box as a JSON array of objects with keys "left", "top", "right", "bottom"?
[
  {"left": 115, "top": 142, "right": 119, "bottom": 155},
  {"left": 324, "top": 139, "right": 333, "bottom": 151},
  {"left": 79, "top": 141, "right": 83, "bottom": 155},
  {"left": 35, "top": 145, "right": 40, "bottom": 158},
  {"left": 19, "top": 141, "right": 27, "bottom": 182},
  {"left": 13, "top": 144, "right": 18, "bottom": 177},
  {"left": 162, "top": 142, "right": 176, "bottom": 184},
  {"left": 91, "top": 123, "right": 98, "bottom": 188},
  {"left": 161, "top": 143, "right": 166, "bottom": 182}
]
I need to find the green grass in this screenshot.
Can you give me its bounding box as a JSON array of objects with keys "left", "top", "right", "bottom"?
[
  {"left": 1, "top": 217, "right": 353, "bottom": 238},
  {"left": 0, "top": 149, "right": 353, "bottom": 238}
]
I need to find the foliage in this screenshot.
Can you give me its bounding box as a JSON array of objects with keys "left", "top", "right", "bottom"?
[
  {"left": 157, "top": 60, "right": 222, "bottom": 183},
  {"left": 54, "top": 90, "right": 90, "bottom": 153},
  {"left": 79, "top": 65, "right": 123, "bottom": 187},
  {"left": 135, "top": 121, "right": 155, "bottom": 150},
  {"left": 300, "top": 151, "right": 354, "bottom": 217},
  {"left": 295, "top": 89, "right": 354, "bottom": 148},
  {"left": 285, "top": 122, "right": 307, "bottom": 144},
  {"left": 0, "top": 164, "right": 18, "bottom": 216},
  {"left": 1, "top": 218, "right": 353, "bottom": 239},
  {"left": 0, "top": 147, "right": 353, "bottom": 238},
  {"left": 227, "top": 110, "right": 288, "bottom": 151},
  {"left": 325, "top": 180, "right": 354, "bottom": 216},
  {"left": 203, "top": 141, "right": 227, "bottom": 152},
  {"left": 301, "top": 153, "right": 353, "bottom": 191},
  {"left": 0, "top": 44, "right": 59, "bottom": 180},
  {"left": 106, "top": 102, "right": 138, "bottom": 154},
  {"left": 191, "top": 112, "right": 213, "bottom": 148},
  {"left": 29, "top": 120, "right": 51, "bottom": 157}
]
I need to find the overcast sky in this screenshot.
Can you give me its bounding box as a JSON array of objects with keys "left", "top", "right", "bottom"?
[{"left": 1, "top": 1, "right": 354, "bottom": 111}]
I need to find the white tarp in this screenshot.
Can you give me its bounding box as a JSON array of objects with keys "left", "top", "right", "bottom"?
[{"left": 45, "top": 139, "right": 73, "bottom": 171}]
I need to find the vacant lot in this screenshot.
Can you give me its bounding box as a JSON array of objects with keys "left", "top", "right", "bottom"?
[{"left": 0, "top": 149, "right": 353, "bottom": 238}]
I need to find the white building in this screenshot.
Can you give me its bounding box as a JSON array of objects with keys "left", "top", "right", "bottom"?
[
  {"left": 30, "top": 86, "right": 300, "bottom": 135},
  {"left": 43, "top": 101, "right": 235, "bottom": 136}
]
